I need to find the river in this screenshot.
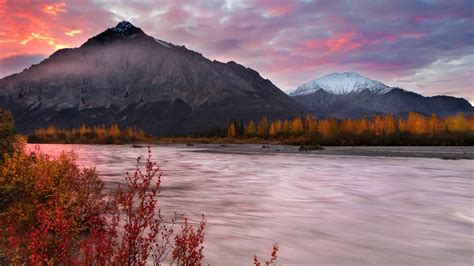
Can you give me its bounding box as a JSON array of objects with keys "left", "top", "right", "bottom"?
[{"left": 27, "top": 144, "right": 474, "bottom": 265}]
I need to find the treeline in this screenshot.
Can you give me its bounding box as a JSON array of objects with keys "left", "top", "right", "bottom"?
[
  {"left": 28, "top": 124, "right": 147, "bottom": 144},
  {"left": 227, "top": 112, "right": 474, "bottom": 145}
]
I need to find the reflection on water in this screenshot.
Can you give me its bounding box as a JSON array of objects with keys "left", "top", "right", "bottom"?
[{"left": 27, "top": 144, "right": 474, "bottom": 265}]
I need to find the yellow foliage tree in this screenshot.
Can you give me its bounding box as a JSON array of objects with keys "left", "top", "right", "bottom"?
[
  {"left": 79, "top": 123, "right": 87, "bottom": 137},
  {"left": 244, "top": 121, "right": 257, "bottom": 137},
  {"left": 46, "top": 125, "right": 56, "bottom": 136},
  {"left": 282, "top": 120, "right": 292, "bottom": 135},
  {"left": 269, "top": 120, "right": 282, "bottom": 137},
  {"left": 340, "top": 119, "right": 354, "bottom": 133},
  {"left": 257, "top": 116, "right": 269, "bottom": 138},
  {"left": 373, "top": 115, "right": 384, "bottom": 135},
  {"left": 108, "top": 124, "right": 121, "bottom": 139},
  {"left": 450, "top": 112, "right": 466, "bottom": 132},
  {"left": 227, "top": 123, "right": 237, "bottom": 138},
  {"left": 318, "top": 119, "right": 332, "bottom": 137},
  {"left": 356, "top": 118, "right": 368, "bottom": 134},
  {"left": 383, "top": 114, "right": 396, "bottom": 135},
  {"left": 291, "top": 117, "right": 303, "bottom": 135}
]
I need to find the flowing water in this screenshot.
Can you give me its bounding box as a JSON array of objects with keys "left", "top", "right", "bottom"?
[{"left": 27, "top": 144, "right": 474, "bottom": 265}]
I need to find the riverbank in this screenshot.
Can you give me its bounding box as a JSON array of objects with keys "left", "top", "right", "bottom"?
[
  {"left": 29, "top": 142, "right": 474, "bottom": 159},
  {"left": 181, "top": 144, "right": 474, "bottom": 160}
]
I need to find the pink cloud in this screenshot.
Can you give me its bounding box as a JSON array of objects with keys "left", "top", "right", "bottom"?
[
  {"left": 0, "top": 0, "right": 472, "bottom": 102},
  {"left": 305, "top": 32, "right": 361, "bottom": 53},
  {"left": 267, "top": 4, "right": 294, "bottom": 16}
]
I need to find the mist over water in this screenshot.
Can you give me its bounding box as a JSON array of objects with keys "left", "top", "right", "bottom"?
[{"left": 28, "top": 144, "right": 474, "bottom": 265}]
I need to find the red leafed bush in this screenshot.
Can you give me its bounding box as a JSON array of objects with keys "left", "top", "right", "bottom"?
[
  {"left": 1, "top": 144, "right": 104, "bottom": 264},
  {"left": 6, "top": 200, "right": 78, "bottom": 265},
  {"left": 254, "top": 244, "right": 279, "bottom": 266},
  {"left": 172, "top": 214, "right": 206, "bottom": 265},
  {"left": 80, "top": 147, "right": 182, "bottom": 265}
]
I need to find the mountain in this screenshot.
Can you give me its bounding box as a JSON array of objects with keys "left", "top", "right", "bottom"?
[
  {"left": 289, "top": 72, "right": 472, "bottom": 118},
  {"left": 0, "top": 21, "right": 304, "bottom": 136},
  {"left": 291, "top": 71, "right": 392, "bottom": 95}
]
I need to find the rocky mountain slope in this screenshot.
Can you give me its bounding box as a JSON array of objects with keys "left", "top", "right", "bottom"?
[
  {"left": 289, "top": 72, "right": 472, "bottom": 118},
  {"left": 0, "top": 21, "right": 304, "bottom": 135}
]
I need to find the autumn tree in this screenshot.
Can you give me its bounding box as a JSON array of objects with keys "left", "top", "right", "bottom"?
[
  {"left": 79, "top": 124, "right": 87, "bottom": 137},
  {"left": 383, "top": 114, "right": 396, "bottom": 135},
  {"left": 316, "top": 119, "right": 328, "bottom": 137},
  {"left": 307, "top": 119, "right": 319, "bottom": 136},
  {"left": 304, "top": 115, "right": 315, "bottom": 131},
  {"left": 448, "top": 112, "right": 466, "bottom": 132},
  {"left": 95, "top": 125, "right": 107, "bottom": 139},
  {"left": 227, "top": 123, "right": 237, "bottom": 138},
  {"left": 269, "top": 120, "right": 282, "bottom": 137},
  {"left": 407, "top": 112, "right": 428, "bottom": 134},
  {"left": 427, "top": 114, "right": 439, "bottom": 134},
  {"left": 281, "top": 120, "right": 292, "bottom": 136},
  {"left": 257, "top": 116, "right": 269, "bottom": 138},
  {"left": 373, "top": 115, "right": 384, "bottom": 135},
  {"left": 355, "top": 118, "right": 369, "bottom": 134},
  {"left": 244, "top": 121, "right": 257, "bottom": 137},
  {"left": 291, "top": 117, "right": 304, "bottom": 135},
  {"left": 46, "top": 124, "right": 57, "bottom": 136},
  {"left": 134, "top": 129, "right": 146, "bottom": 140},
  {"left": 108, "top": 124, "right": 121, "bottom": 139},
  {"left": 398, "top": 118, "right": 406, "bottom": 132},
  {"left": 340, "top": 119, "right": 354, "bottom": 133},
  {"left": 0, "top": 109, "right": 15, "bottom": 157}
]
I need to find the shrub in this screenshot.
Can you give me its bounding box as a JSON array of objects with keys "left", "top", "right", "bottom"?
[
  {"left": 0, "top": 147, "right": 105, "bottom": 225},
  {"left": 0, "top": 109, "right": 15, "bottom": 159},
  {"left": 79, "top": 148, "right": 198, "bottom": 265},
  {"left": 172, "top": 215, "right": 206, "bottom": 265},
  {"left": 7, "top": 200, "right": 79, "bottom": 265},
  {"left": 1, "top": 146, "right": 105, "bottom": 263},
  {"left": 254, "top": 244, "right": 279, "bottom": 266}
]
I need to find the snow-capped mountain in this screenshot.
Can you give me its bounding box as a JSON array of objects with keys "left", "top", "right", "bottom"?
[
  {"left": 290, "top": 72, "right": 472, "bottom": 118},
  {"left": 289, "top": 71, "right": 392, "bottom": 96}
]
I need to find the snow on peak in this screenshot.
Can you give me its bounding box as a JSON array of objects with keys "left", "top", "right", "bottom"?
[
  {"left": 289, "top": 71, "right": 392, "bottom": 96},
  {"left": 111, "top": 21, "right": 135, "bottom": 34}
]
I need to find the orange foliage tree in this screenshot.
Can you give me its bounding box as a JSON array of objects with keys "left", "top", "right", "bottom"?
[
  {"left": 29, "top": 124, "right": 147, "bottom": 144},
  {"left": 226, "top": 112, "right": 474, "bottom": 145}
]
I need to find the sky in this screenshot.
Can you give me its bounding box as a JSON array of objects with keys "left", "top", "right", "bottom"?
[{"left": 0, "top": 0, "right": 473, "bottom": 103}]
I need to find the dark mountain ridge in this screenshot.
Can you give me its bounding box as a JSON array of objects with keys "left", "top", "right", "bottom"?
[{"left": 0, "top": 21, "right": 305, "bottom": 135}]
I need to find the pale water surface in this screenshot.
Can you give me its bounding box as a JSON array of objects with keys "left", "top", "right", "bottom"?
[{"left": 27, "top": 144, "right": 474, "bottom": 265}]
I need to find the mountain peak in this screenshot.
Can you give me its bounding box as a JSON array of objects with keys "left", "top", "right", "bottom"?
[
  {"left": 111, "top": 21, "right": 137, "bottom": 34},
  {"left": 289, "top": 71, "right": 392, "bottom": 96},
  {"left": 81, "top": 21, "right": 147, "bottom": 47}
]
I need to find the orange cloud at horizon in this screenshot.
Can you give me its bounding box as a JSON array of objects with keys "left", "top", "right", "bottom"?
[
  {"left": 20, "top": 32, "right": 69, "bottom": 50},
  {"left": 65, "top": 30, "right": 82, "bottom": 37},
  {"left": 42, "top": 2, "right": 66, "bottom": 16},
  {"left": 0, "top": 1, "right": 98, "bottom": 58}
]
